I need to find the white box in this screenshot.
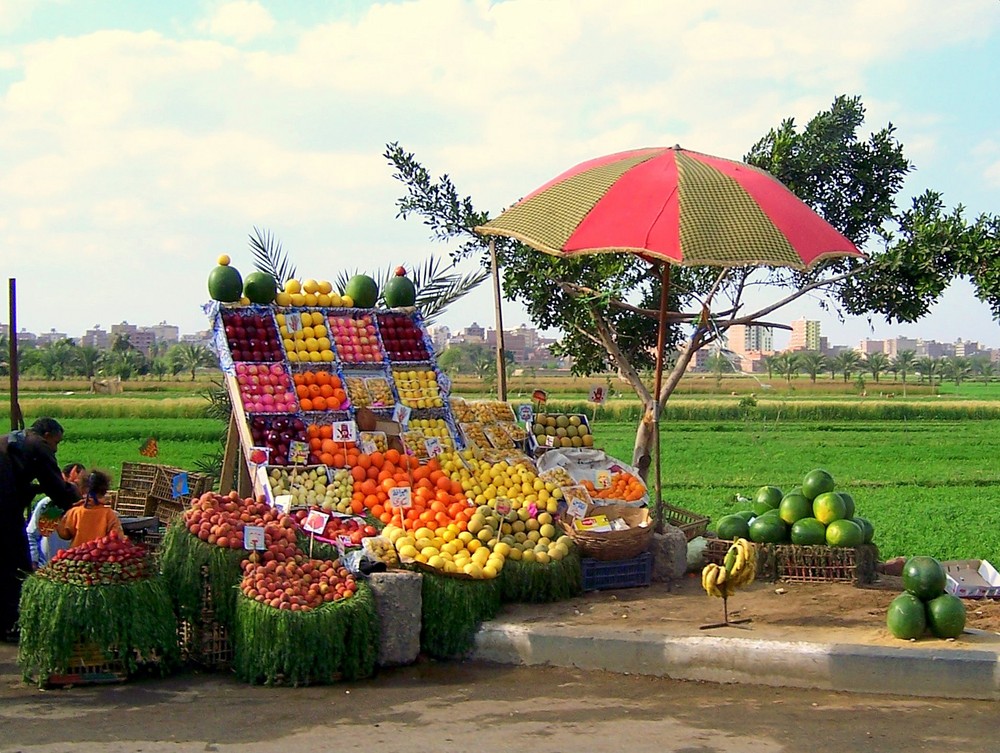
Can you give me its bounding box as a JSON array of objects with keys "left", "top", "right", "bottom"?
[{"left": 943, "top": 559, "right": 1000, "bottom": 599}]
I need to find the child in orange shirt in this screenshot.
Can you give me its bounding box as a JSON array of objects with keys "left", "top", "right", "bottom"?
[{"left": 57, "top": 470, "right": 124, "bottom": 547}]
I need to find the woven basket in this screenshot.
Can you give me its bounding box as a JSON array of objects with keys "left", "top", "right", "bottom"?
[{"left": 561, "top": 504, "right": 653, "bottom": 561}]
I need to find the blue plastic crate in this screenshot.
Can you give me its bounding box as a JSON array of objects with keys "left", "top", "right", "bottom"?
[{"left": 581, "top": 551, "right": 652, "bottom": 591}]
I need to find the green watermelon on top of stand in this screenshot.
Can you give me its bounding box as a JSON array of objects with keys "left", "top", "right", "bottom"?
[
  {"left": 208, "top": 254, "right": 243, "bottom": 302},
  {"left": 801, "top": 468, "right": 835, "bottom": 500},
  {"left": 243, "top": 271, "right": 277, "bottom": 305},
  {"left": 383, "top": 266, "right": 417, "bottom": 308},
  {"left": 345, "top": 274, "right": 379, "bottom": 308}
]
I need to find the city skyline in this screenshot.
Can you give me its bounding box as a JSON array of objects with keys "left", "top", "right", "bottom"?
[{"left": 3, "top": 3, "right": 999, "bottom": 352}]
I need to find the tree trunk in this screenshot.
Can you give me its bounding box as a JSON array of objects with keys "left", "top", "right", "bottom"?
[{"left": 631, "top": 401, "right": 656, "bottom": 480}]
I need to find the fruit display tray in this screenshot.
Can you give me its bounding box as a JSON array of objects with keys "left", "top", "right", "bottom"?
[{"left": 220, "top": 307, "right": 284, "bottom": 363}]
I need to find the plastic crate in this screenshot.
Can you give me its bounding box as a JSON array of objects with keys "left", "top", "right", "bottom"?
[{"left": 581, "top": 552, "right": 652, "bottom": 591}]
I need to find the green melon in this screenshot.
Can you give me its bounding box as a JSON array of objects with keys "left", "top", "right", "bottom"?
[
  {"left": 801, "top": 468, "right": 835, "bottom": 500},
  {"left": 925, "top": 593, "right": 966, "bottom": 639},
  {"left": 208, "top": 263, "right": 243, "bottom": 302},
  {"left": 825, "top": 518, "right": 864, "bottom": 547},
  {"left": 383, "top": 274, "right": 416, "bottom": 307},
  {"left": 778, "top": 493, "right": 813, "bottom": 525},
  {"left": 345, "top": 274, "right": 379, "bottom": 308},
  {"left": 851, "top": 515, "right": 875, "bottom": 544},
  {"left": 886, "top": 592, "right": 927, "bottom": 639},
  {"left": 790, "top": 517, "right": 827, "bottom": 546},
  {"left": 837, "top": 491, "right": 856, "bottom": 519},
  {"left": 733, "top": 510, "right": 755, "bottom": 523},
  {"left": 812, "top": 491, "right": 847, "bottom": 525},
  {"left": 902, "top": 556, "right": 946, "bottom": 601},
  {"left": 754, "top": 485, "right": 783, "bottom": 509},
  {"left": 748, "top": 514, "right": 788, "bottom": 544},
  {"left": 715, "top": 514, "right": 750, "bottom": 541},
  {"left": 243, "top": 271, "right": 277, "bottom": 305}
]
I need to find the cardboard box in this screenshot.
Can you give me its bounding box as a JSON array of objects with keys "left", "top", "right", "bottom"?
[{"left": 943, "top": 559, "right": 1000, "bottom": 599}]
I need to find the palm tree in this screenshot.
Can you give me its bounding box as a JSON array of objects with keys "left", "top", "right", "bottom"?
[
  {"left": 943, "top": 356, "right": 972, "bottom": 386},
  {"left": 0, "top": 333, "right": 8, "bottom": 376},
  {"left": 797, "top": 351, "right": 827, "bottom": 383},
  {"left": 706, "top": 352, "right": 734, "bottom": 389},
  {"left": 971, "top": 355, "right": 995, "bottom": 385},
  {"left": 915, "top": 357, "right": 934, "bottom": 384},
  {"left": 774, "top": 352, "right": 800, "bottom": 384},
  {"left": 171, "top": 344, "right": 215, "bottom": 381},
  {"left": 762, "top": 354, "right": 777, "bottom": 380},
  {"left": 36, "top": 340, "right": 77, "bottom": 380},
  {"left": 891, "top": 350, "right": 917, "bottom": 395},
  {"left": 100, "top": 349, "right": 147, "bottom": 380},
  {"left": 74, "top": 345, "right": 102, "bottom": 379},
  {"left": 865, "top": 352, "right": 890, "bottom": 383},
  {"left": 833, "top": 350, "right": 862, "bottom": 383}
]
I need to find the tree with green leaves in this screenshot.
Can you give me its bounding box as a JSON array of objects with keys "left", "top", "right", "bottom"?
[
  {"left": 797, "top": 351, "right": 827, "bottom": 383},
  {"left": 832, "top": 349, "right": 862, "bottom": 384},
  {"left": 971, "top": 355, "right": 995, "bottom": 385},
  {"left": 891, "top": 350, "right": 917, "bottom": 394},
  {"left": 74, "top": 345, "right": 102, "bottom": 379},
  {"left": 763, "top": 354, "right": 777, "bottom": 380},
  {"left": 774, "top": 352, "right": 801, "bottom": 384},
  {"left": 385, "top": 95, "right": 999, "bottom": 479},
  {"left": 705, "top": 351, "right": 735, "bottom": 389},
  {"left": 169, "top": 343, "right": 215, "bottom": 382},
  {"left": 865, "top": 352, "right": 891, "bottom": 383},
  {"left": 943, "top": 356, "right": 972, "bottom": 386}
]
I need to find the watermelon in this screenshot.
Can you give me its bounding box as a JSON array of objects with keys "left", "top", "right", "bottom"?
[
  {"left": 778, "top": 493, "right": 813, "bottom": 525},
  {"left": 243, "top": 271, "right": 277, "bottom": 304},
  {"left": 812, "top": 491, "right": 847, "bottom": 525},
  {"left": 748, "top": 515, "right": 787, "bottom": 544},
  {"left": 837, "top": 491, "right": 856, "bottom": 519},
  {"left": 383, "top": 270, "right": 416, "bottom": 307},
  {"left": 851, "top": 515, "right": 875, "bottom": 544},
  {"left": 345, "top": 274, "right": 379, "bottom": 308},
  {"left": 801, "top": 468, "right": 835, "bottom": 500},
  {"left": 902, "top": 556, "right": 946, "bottom": 601},
  {"left": 790, "top": 517, "right": 827, "bottom": 546},
  {"left": 754, "top": 485, "right": 783, "bottom": 509},
  {"left": 715, "top": 514, "right": 750, "bottom": 541},
  {"left": 886, "top": 592, "right": 927, "bottom": 639},
  {"left": 208, "top": 262, "right": 243, "bottom": 302},
  {"left": 925, "top": 593, "right": 966, "bottom": 638},
  {"left": 825, "top": 518, "right": 864, "bottom": 547}
]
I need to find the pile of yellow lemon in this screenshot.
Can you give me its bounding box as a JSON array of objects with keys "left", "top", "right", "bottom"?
[
  {"left": 276, "top": 311, "right": 335, "bottom": 364},
  {"left": 275, "top": 278, "right": 354, "bottom": 308},
  {"left": 383, "top": 522, "right": 507, "bottom": 579}
]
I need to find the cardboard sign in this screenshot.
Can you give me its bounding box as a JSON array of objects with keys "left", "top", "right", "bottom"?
[
  {"left": 284, "top": 311, "right": 301, "bottom": 332},
  {"left": 359, "top": 430, "right": 386, "bottom": 455},
  {"left": 288, "top": 440, "right": 310, "bottom": 465},
  {"left": 392, "top": 403, "right": 412, "bottom": 427},
  {"left": 594, "top": 469, "right": 613, "bottom": 490},
  {"left": 589, "top": 385, "right": 607, "bottom": 404},
  {"left": 303, "top": 510, "right": 330, "bottom": 535},
  {"left": 332, "top": 420, "right": 358, "bottom": 444},
  {"left": 562, "top": 484, "right": 593, "bottom": 516},
  {"left": 243, "top": 525, "right": 266, "bottom": 551},
  {"left": 273, "top": 494, "right": 293, "bottom": 515},
  {"left": 543, "top": 434, "right": 557, "bottom": 448},
  {"left": 337, "top": 534, "right": 355, "bottom": 550},
  {"left": 566, "top": 498, "right": 589, "bottom": 519},
  {"left": 388, "top": 486, "right": 413, "bottom": 509},
  {"left": 517, "top": 404, "right": 533, "bottom": 423},
  {"left": 248, "top": 446, "right": 270, "bottom": 468},
  {"left": 171, "top": 472, "right": 189, "bottom": 499},
  {"left": 424, "top": 437, "right": 444, "bottom": 457}
]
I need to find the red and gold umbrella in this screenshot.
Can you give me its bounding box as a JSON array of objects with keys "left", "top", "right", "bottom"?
[{"left": 476, "top": 146, "right": 862, "bottom": 522}]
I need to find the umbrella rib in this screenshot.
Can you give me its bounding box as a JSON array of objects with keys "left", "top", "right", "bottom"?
[{"left": 643, "top": 185, "right": 678, "bottom": 258}]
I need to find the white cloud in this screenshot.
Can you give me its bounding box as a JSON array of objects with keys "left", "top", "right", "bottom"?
[{"left": 200, "top": 1, "right": 275, "bottom": 44}]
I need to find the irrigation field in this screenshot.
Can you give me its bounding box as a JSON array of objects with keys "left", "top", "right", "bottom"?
[{"left": 3, "top": 378, "right": 999, "bottom": 565}]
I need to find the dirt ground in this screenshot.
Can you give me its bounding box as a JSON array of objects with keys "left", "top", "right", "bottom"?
[{"left": 500, "top": 572, "right": 1000, "bottom": 648}]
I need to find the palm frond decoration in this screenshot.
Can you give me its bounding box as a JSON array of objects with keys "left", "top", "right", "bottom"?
[
  {"left": 249, "top": 226, "right": 297, "bottom": 285},
  {"left": 334, "top": 255, "right": 488, "bottom": 326}
]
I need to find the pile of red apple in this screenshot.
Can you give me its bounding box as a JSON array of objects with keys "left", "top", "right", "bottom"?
[
  {"left": 40, "top": 530, "right": 155, "bottom": 586},
  {"left": 377, "top": 313, "right": 430, "bottom": 361},
  {"left": 292, "top": 508, "right": 377, "bottom": 545},
  {"left": 249, "top": 415, "right": 309, "bottom": 465},
  {"left": 328, "top": 313, "right": 384, "bottom": 363},
  {"left": 240, "top": 556, "right": 357, "bottom": 611},
  {"left": 223, "top": 310, "right": 283, "bottom": 362}
]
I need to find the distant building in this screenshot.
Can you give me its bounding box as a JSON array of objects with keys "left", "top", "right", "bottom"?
[
  {"left": 788, "top": 319, "right": 821, "bottom": 352},
  {"left": 16, "top": 329, "right": 36, "bottom": 345},
  {"left": 916, "top": 339, "right": 950, "bottom": 358},
  {"left": 111, "top": 321, "right": 155, "bottom": 356},
  {"left": 150, "top": 321, "right": 179, "bottom": 345},
  {"left": 462, "top": 322, "right": 485, "bottom": 343},
  {"left": 0, "top": 323, "right": 8, "bottom": 338},
  {"left": 428, "top": 325, "right": 451, "bottom": 351},
  {"left": 858, "top": 338, "right": 883, "bottom": 355},
  {"left": 883, "top": 337, "right": 918, "bottom": 358},
  {"left": 725, "top": 324, "right": 773, "bottom": 355},
  {"left": 180, "top": 331, "right": 213, "bottom": 347},
  {"left": 81, "top": 325, "right": 110, "bottom": 350},
  {"left": 954, "top": 339, "right": 981, "bottom": 358},
  {"left": 486, "top": 324, "right": 541, "bottom": 362},
  {"left": 35, "top": 329, "right": 68, "bottom": 346}
]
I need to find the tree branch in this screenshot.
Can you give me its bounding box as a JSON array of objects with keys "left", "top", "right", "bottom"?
[{"left": 587, "top": 303, "right": 653, "bottom": 405}]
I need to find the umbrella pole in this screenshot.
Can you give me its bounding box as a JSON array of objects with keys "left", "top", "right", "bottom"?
[
  {"left": 489, "top": 239, "right": 508, "bottom": 401},
  {"left": 652, "top": 264, "right": 670, "bottom": 532}
]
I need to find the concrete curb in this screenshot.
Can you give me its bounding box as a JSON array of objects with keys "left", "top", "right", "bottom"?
[{"left": 473, "top": 621, "right": 1000, "bottom": 700}]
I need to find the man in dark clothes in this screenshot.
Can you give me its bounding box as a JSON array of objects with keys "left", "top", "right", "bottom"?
[{"left": 0, "top": 418, "right": 81, "bottom": 641}]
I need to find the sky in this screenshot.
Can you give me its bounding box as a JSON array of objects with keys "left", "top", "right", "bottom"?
[{"left": 2, "top": 0, "right": 999, "bottom": 351}]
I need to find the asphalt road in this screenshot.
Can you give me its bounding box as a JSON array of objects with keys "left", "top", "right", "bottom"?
[{"left": 1, "top": 646, "right": 997, "bottom": 753}]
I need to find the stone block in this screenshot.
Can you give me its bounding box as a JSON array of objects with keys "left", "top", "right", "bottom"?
[
  {"left": 650, "top": 525, "right": 688, "bottom": 583},
  {"left": 368, "top": 571, "right": 422, "bottom": 667}
]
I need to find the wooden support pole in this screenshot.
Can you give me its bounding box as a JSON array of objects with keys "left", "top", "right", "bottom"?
[
  {"left": 8, "top": 278, "right": 23, "bottom": 431},
  {"left": 490, "top": 238, "right": 508, "bottom": 401}
]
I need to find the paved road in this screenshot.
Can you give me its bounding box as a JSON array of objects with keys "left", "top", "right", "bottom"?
[{"left": 1, "top": 647, "right": 997, "bottom": 753}]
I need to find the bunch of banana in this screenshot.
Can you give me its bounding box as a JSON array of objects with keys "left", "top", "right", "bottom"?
[{"left": 701, "top": 538, "right": 756, "bottom": 598}]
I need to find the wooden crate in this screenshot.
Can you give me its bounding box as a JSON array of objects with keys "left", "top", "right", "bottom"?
[
  {"left": 663, "top": 504, "right": 710, "bottom": 541},
  {"left": 119, "top": 462, "right": 160, "bottom": 495},
  {"left": 154, "top": 500, "right": 185, "bottom": 525},
  {"left": 179, "top": 566, "right": 233, "bottom": 670},
  {"left": 151, "top": 467, "right": 212, "bottom": 506},
  {"left": 704, "top": 538, "right": 878, "bottom": 585},
  {"left": 44, "top": 642, "right": 127, "bottom": 688},
  {"left": 113, "top": 490, "right": 154, "bottom": 518}
]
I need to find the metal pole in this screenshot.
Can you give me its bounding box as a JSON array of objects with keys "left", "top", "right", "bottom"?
[
  {"left": 489, "top": 239, "right": 508, "bottom": 401},
  {"left": 652, "top": 264, "right": 670, "bottom": 531},
  {"left": 9, "top": 278, "right": 23, "bottom": 431}
]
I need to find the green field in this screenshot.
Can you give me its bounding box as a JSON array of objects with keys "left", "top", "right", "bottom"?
[{"left": 4, "top": 378, "right": 999, "bottom": 566}]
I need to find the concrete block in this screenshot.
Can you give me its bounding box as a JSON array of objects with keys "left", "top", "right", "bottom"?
[
  {"left": 650, "top": 526, "right": 688, "bottom": 583},
  {"left": 368, "top": 571, "right": 422, "bottom": 667}
]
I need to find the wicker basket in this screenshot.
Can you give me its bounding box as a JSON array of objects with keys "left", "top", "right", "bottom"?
[
  {"left": 663, "top": 504, "right": 710, "bottom": 541},
  {"left": 44, "top": 641, "right": 128, "bottom": 687},
  {"left": 154, "top": 500, "right": 185, "bottom": 525},
  {"left": 561, "top": 504, "right": 653, "bottom": 561}
]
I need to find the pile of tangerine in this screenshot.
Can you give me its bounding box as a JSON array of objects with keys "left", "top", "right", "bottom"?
[{"left": 293, "top": 370, "right": 350, "bottom": 412}]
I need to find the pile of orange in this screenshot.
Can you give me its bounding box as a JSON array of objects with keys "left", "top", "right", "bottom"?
[
  {"left": 293, "top": 370, "right": 349, "bottom": 412},
  {"left": 350, "top": 455, "right": 474, "bottom": 530},
  {"left": 306, "top": 423, "right": 358, "bottom": 467},
  {"left": 581, "top": 471, "right": 646, "bottom": 502}
]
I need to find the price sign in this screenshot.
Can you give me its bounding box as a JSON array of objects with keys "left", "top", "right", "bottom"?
[
  {"left": 544, "top": 434, "right": 557, "bottom": 448},
  {"left": 392, "top": 403, "right": 412, "bottom": 427},
  {"left": 532, "top": 389, "right": 548, "bottom": 405},
  {"left": 337, "top": 534, "right": 354, "bottom": 550},
  {"left": 284, "top": 311, "right": 301, "bottom": 332},
  {"left": 248, "top": 446, "right": 270, "bottom": 468},
  {"left": 332, "top": 420, "right": 357, "bottom": 444},
  {"left": 517, "top": 404, "right": 533, "bottom": 423},
  {"left": 288, "top": 440, "right": 310, "bottom": 465},
  {"left": 171, "top": 472, "right": 189, "bottom": 499},
  {"left": 243, "top": 525, "right": 266, "bottom": 551},
  {"left": 495, "top": 498, "right": 512, "bottom": 516},
  {"left": 388, "top": 486, "right": 412, "bottom": 510},
  {"left": 562, "top": 484, "right": 593, "bottom": 519},
  {"left": 589, "top": 385, "right": 607, "bottom": 404},
  {"left": 303, "top": 510, "right": 330, "bottom": 535},
  {"left": 424, "top": 437, "right": 444, "bottom": 457},
  {"left": 594, "top": 469, "right": 613, "bottom": 490},
  {"left": 273, "top": 494, "right": 293, "bottom": 515}
]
